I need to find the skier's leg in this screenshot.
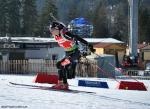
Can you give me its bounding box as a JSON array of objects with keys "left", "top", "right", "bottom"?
[
  {"left": 58, "top": 69, "right": 63, "bottom": 83},
  {"left": 66, "top": 49, "right": 80, "bottom": 79},
  {"left": 62, "top": 68, "right": 68, "bottom": 84},
  {"left": 66, "top": 63, "right": 75, "bottom": 79},
  {"left": 52, "top": 59, "right": 69, "bottom": 90},
  {"left": 66, "top": 64, "right": 73, "bottom": 79},
  {"left": 56, "top": 61, "right": 63, "bottom": 83},
  {"left": 71, "top": 62, "right": 76, "bottom": 78}
]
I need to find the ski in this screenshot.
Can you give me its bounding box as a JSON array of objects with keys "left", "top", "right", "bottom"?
[{"left": 9, "top": 82, "right": 95, "bottom": 94}]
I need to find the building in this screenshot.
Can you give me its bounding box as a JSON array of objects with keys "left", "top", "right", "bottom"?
[
  {"left": 140, "top": 45, "right": 150, "bottom": 69},
  {"left": 93, "top": 42, "right": 125, "bottom": 65},
  {"left": 0, "top": 36, "right": 124, "bottom": 76},
  {"left": 0, "top": 37, "right": 123, "bottom": 61}
]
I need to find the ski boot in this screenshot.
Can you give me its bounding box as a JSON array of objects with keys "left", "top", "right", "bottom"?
[{"left": 51, "top": 81, "right": 69, "bottom": 90}]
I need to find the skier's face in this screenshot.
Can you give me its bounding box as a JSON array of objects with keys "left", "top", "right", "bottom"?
[{"left": 50, "top": 27, "right": 60, "bottom": 36}]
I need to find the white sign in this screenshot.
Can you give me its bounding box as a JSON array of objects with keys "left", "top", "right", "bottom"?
[{"left": 3, "top": 44, "right": 16, "bottom": 48}]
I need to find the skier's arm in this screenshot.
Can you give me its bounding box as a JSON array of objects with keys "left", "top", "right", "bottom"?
[
  {"left": 65, "top": 32, "right": 88, "bottom": 45},
  {"left": 65, "top": 32, "right": 95, "bottom": 52}
]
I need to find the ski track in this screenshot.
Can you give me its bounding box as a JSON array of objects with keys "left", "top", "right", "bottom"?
[
  {"left": 6, "top": 83, "right": 150, "bottom": 107},
  {"left": 0, "top": 75, "right": 150, "bottom": 109}
]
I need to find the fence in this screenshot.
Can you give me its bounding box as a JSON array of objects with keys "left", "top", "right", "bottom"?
[
  {"left": 76, "top": 57, "right": 98, "bottom": 77},
  {"left": 0, "top": 60, "right": 58, "bottom": 74},
  {"left": 0, "top": 59, "right": 98, "bottom": 77},
  {"left": 127, "top": 70, "right": 150, "bottom": 76}
]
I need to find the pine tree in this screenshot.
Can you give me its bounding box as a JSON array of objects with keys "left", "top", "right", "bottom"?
[
  {"left": 0, "top": 0, "right": 8, "bottom": 36},
  {"left": 113, "top": 1, "right": 128, "bottom": 42},
  {"left": 8, "top": 0, "right": 21, "bottom": 36},
  {"left": 0, "top": 0, "right": 21, "bottom": 36},
  {"left": 55, "top": 0, "right": 71, "bottom": 23},
  {"left": 68, "top": 1, "right": 79, "bottom": 22},
  {"left": 93, "top": 0, "right": 109, "bottom": 38},
  {"left": 139, "top": 7, "right": 150, "bottom": 43},
  {"left": 21, "top": 0, "right": 37, "bottom": 36},
  {"left": 38, "top": 0, "right": 57, "bottom": 37}
]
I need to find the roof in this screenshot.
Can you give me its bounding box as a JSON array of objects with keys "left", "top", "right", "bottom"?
[
  {"left": 0, "top": 37, "right": 124, "bottom": 44},
  {"left": 86, "top": 53, "right": 115, "bottom": 59},
  {"left": 84, "top": 38, "right": 123, "bottom": 43},
  {"left": 93, "top": 43, "right": 125, "bottom": 49},
  {"left": 94, "top": 43, "right": 112, "bottom": 48},
  {"left": 0, "top": 37, "right": 55, "bottom": 43}
]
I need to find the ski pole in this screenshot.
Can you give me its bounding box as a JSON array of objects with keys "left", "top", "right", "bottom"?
[
  {"left": 83, "top": 57, "right": 120, "bottom": 83},
  {"left": 93, "top": 52, "right": 139, "bottom": 82}
]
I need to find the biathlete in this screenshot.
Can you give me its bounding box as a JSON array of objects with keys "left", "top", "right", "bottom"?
[{"left": 49, "top": 21, "right": 95, "bottom": 90}]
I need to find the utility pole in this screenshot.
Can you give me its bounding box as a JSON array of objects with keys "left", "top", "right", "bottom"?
[{"left": 128, "top": 0, "right": 139, "bottom": 61}]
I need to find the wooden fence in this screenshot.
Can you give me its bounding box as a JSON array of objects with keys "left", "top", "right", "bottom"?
[
  {"left": 0, "top": 59, "right": 98, "bottom": 77},
  {"left": 0, "top": 60, "right": 58, "bottom": 74},
  {"left": 76, "top": 57, "right": 98, "bottom": 77}
]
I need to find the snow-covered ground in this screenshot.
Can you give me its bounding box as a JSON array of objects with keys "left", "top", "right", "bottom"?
[{"left": 0, "top": 74, "right": 150, "bottom": 109}]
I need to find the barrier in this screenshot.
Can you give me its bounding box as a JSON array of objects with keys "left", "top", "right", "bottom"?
[
  {"left": 0, "top": 60, "right": 58, "bottom": 74},
  {"left": 78, "top": 80, "right": 109, "bottom": 88},
  {"left": 118, "top": 81, "right": 147, "bottom": 91},
  {"left": 33, "top": 73, "right": 58, "bottom": 84},
  {"left": 0, "top": 59, "right": 97, "bottom": 77}
]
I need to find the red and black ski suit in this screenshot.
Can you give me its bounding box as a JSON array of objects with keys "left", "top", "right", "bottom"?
[{"left": 54, "top": 32, "right": 91, "bottom": 84}]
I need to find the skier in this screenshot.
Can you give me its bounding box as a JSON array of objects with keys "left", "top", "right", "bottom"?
[{"left": 49, "top": 21, "right": 95, "bottom": 90}]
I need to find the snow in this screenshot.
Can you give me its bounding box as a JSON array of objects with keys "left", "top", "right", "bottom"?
[{"left": 0, "top": 74, "right": 150, "bottom": 109}]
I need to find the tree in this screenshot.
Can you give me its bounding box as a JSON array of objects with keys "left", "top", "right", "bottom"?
[
  {"left": 8, "top": 0, "right": 21, "bottom": 36},
  {"left": 93, "top": 0, "right": 109, "bottom": 38},
  {"left": 21, "top": 0, "right": 37, "bottom": 36},
  {"left": 0, "top": 0, "right": 21, "bottom": 36},
  {"left": 139, "top": 7, "right": 150, "bottom": 43},
  {"left": 68, "top": 1, "right": 79, "bottom": 22},
  {"left": 55, "top": 0, "right": 73, "bottom": 23},
  {"left": 37, "top": 0, "right": 57, "bottom": 37},
  {"left": 113, "top": 0, "right": 128, "bottom": 42},
  {"left": 0, "top": 0, "right": 8, "bottom": 36}
]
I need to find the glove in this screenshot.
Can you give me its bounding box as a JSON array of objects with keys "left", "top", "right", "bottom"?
[
  {"left": 82, "top": 52, "right": 88, "bottom": 57},
  {"left": 88, "top": 44, "right": 96, "bottom": 53}
]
